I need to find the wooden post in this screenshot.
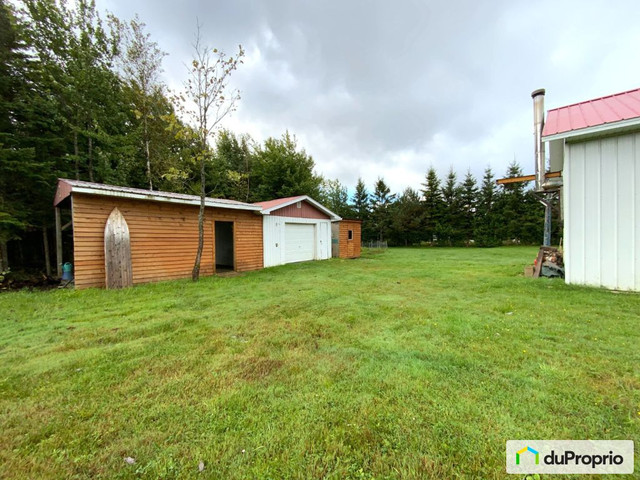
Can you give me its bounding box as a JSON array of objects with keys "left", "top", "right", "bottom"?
[
  {"left": 55, "top": 207, "right": 63, "bottom": 278},
  {"left": 42, "top": 225, "right": 51, "bottom": 276}
]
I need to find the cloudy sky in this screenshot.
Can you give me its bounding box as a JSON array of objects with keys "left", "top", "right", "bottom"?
[{"left": 100, "top": 0, "right": 640, "bottom": 194}]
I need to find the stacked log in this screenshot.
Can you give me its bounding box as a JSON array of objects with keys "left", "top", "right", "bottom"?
[{"left": 532, "top": 246, "right": 564, "bottom": 278}]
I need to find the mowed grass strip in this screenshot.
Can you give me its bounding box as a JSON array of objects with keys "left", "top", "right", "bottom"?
[{"left": 0, "top": 247, "right": 638, "bottom": 479}]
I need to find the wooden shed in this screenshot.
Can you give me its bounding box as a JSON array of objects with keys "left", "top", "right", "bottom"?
[
  {"left": 53, "top": 179, "right": 263, "bottom": 289},
  {"left": 254, "top": 195, "right": 341, "bottom": 267},
  {"left": 541, "top": 87, "right": 640, "bottom": 290},
  {"left": 331, "top": 220, "right": 362, "bottom": 259}
]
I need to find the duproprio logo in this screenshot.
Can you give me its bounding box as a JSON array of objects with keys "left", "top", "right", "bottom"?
[
  {"left": 516, "top": 446, "right": 539, "bottom": 465},
  {"left": 506, "top": 440, "right": 634, "bottom": 474}
]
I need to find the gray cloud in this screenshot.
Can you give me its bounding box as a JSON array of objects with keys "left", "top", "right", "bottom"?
[{"left": 101, "top": 0, "right": 640, "bottom": 193}]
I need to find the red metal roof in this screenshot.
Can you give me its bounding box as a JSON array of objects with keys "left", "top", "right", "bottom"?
[
  {"left": 254, "top": 195, "right": 341, "bottom": 220},
  {"left": 253, "top": 195, "right": 305, "bottom": 210},
  {"left": 542, "top": 87, "right": 640, "bottom": 137}
]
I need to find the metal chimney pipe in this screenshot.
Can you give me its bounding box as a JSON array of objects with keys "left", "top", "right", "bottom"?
[{"left": 532, "top": 88, "right": 546, "bottom": 191}]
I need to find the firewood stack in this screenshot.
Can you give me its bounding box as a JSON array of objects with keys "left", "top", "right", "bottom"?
[{"left": 533, "top": 246, "right": 564, "bottom": 278}]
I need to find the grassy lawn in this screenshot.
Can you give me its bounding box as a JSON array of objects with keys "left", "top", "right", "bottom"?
[{"left": 1, "top": 247, "right": 638, "bottom": 479}]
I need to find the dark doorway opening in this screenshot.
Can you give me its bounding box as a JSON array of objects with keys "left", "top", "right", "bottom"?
[{"left": 215, "top": 221, "right": 234, "bottom": 272}]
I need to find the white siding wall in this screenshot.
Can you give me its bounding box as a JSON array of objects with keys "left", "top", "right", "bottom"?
[
  {"left": 262, "top": 215, "right": 332, "bottom": 267},
  {"left": 564, "top": 131, "right": 640, "bottom": 290}
]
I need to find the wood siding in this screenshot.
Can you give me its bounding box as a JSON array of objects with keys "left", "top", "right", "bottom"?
[
  {"left": 270, "top": 201, "right": 329, "bottom": 219},
  {"left": 337, "top": 220, "right": 361, "bottom": 259},
  {"left": 71, "top": 194, "right": 263, "bottom": 289}
]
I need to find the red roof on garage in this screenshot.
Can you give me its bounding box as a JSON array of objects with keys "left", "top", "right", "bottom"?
[
  {"left": 254, "top": 195, "right": 341, "bottom": 220},
  {"left": 542, "top": 87, "right": 640, "bottom": 137},
  {"left": 254, "top": 196, "right": 305, "bottom": 211}
]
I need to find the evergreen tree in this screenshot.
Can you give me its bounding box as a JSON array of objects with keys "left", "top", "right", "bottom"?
[
  {"left": 475, "top": 166, "right": 501, "bottom": 247},
  {"left": 371, "top": 178, "right": 396, "bottom": 242},
  {"left": 0, "top": 1, "right": 208, "bottom": 272},
  {"left": 0, "top": 0, "right": 61, "bottom": 271},
  {"left": 459, "top": 170, "right": 478, "bottom": 246},
  {"left": 421, "top": 167, "right": 444, "bottom": 244},
  {"left": 23, "top": 0, "right": 126, "bottom": 183},
  {"left": 0, "top": 0, "right": 30, "bottom": 268},
  {"left": 319, "top": 179, "right": 354, "bottom": 218},
  {"left": 353, "top": 178, "right": 369, "bottom": 219},
  {"left": 352, "top": 178, "right": 373, "bottom": 241},
  {"left": 520, "top": 190, "right": 545, "bottom": 244},
  {"left": 439, "top": 168, "right": 464, "bottom": 246},
  {"left": 497, "top": 161, "right": 527, "bottom": 243},
  {"left": 389, "top": 187, "right": 423, "bottom": 246}
]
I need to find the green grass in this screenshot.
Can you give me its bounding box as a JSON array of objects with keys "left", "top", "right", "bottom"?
[{"left": 0, "top": 247, "right": 638, "bottom": 479}]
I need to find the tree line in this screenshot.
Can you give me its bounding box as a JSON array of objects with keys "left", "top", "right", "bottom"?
[
  {"left": 0, "top": 0, "right": 324, "bottom": 272},
  {"left": 0, "top": 0, "right": 554, "bottom": 274},
  {"left": 318, "top": 163, "right": 560, "bottom": 247}
]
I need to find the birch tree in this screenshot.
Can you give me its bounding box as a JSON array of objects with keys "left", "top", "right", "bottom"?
[
  {"left": 179, "top": 25, "right": 243, "bottom": 281},
  {"left": 117, "top": 15, "right": 166, "bottom": 190}
]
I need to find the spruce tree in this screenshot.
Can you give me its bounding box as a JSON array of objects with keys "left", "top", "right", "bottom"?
[
  {"left": 439, "top": 168, "right": 464, "bottom": 246},
  {"left": 520, "top": 190, "right": 545, "bottom": 244},
  {"left": 460, "top": 170, "right": 478, "bottom": 246},
  {"left": 371, "top": 178, "right": 395, "bottom": 242},
  {"left": 390, "top": 187, "right": 423, "bottom": 246},
  {"left": 420, "top": 167, "right": 444, "bottom": 244},
  {"left": 353, "top": 178, "right": 372, "bottom": 241},
  {"left": 0, "top": 0, "right": 60, "bottom": 271},
  {"left": 475, "top": 166, "right": 501, "bottom": 247}
]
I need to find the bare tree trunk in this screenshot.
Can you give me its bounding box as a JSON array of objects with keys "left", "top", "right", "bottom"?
[
  {"left": 55, "top": 207, "right": 63, "bottom": 278},
  {"left": 186, "top": 34, "right": 243, "bottom": 281},
  {"left": 74, "top": 130, "right": 80, "bottom": 180},
  {"left": 0, "top": 240, "right": 8, "bottom": 272},
  {"left": 192, "top": 155, "right": 206, "bottom": 281},
  {"left": 43, "top": 225, "right": 51, "bottom": 276},
  {"left": 144, "top": 117, "right": 153, "bottom": 190},
  {"left": 88, "top": 135, "right": 94, "bottom": 182},
  {"left": 245, "top": 155, "right": 250, "bottom": 202}
]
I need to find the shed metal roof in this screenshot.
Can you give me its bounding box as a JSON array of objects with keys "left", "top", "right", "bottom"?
[
  {"left": 54, "top": 179, "right": 261, "bottom": 211},
  {"left": 542, "top": 87, "right": 640, "bottom": 139}
]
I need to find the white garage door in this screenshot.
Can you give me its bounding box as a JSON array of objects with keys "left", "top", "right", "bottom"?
[{"left": 285, "top": 223, "right": 315, "bottom": 263}]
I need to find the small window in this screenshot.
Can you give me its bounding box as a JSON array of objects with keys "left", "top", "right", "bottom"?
[
  {"left": 296, "top": 201, "right": 302, "bottom": 208},
  {"left": 348, "top": 230, "right": 353, "bottom": 240}
]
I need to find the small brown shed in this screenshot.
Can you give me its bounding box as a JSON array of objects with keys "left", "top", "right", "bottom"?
[
  {"left": 53, "top": 179, "right": 263, "bottom": 289},
  {"left": 331, "top": 220, "right": 361, "bottom": 259}
]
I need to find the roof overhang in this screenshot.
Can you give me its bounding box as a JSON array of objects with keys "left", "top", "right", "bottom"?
[
  {"left": 259, "top": 195, "right": 342, "bottom": 221},
  {"left": 542, "top": 116, "right": 640, "bottom": 143},
  {"left": 53, "top": 179, "right": 262, "bottom": 212}
]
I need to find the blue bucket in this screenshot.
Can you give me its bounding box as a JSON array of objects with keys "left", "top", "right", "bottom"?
[{"left": 62, "top": 262, "right": 73, "bottom": 281}]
